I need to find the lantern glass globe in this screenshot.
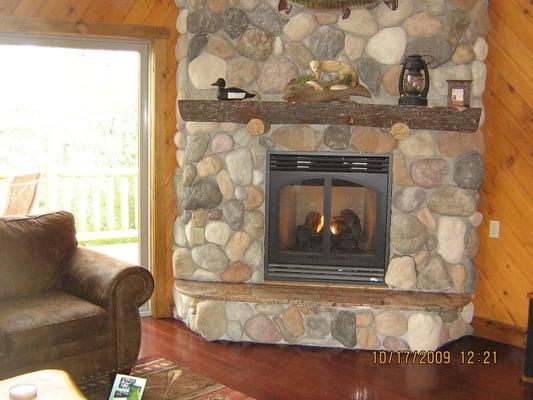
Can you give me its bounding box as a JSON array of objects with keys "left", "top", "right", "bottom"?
[{"left": 404, "top": 70, "right": 425, "bottom": 95}]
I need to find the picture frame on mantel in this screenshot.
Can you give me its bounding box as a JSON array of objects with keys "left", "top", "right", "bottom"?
[{"left": 447, "top": 80, "right": 473, "bottom": 108}]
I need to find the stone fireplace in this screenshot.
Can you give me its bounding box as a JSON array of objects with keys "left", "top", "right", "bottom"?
[{"left": 172, "top": 0, "right": 489, "bottom": 351}]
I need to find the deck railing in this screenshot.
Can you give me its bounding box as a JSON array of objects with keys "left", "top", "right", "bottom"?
[{"left": 41, "top": 168, "right": 139, "bottom": 241}]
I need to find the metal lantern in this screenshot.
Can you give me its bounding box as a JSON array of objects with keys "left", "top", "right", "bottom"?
[{"left": 398, "top": 54, "right": 431, "bottom": 106}]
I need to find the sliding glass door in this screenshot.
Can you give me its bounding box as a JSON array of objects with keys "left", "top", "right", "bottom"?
[{"left": 0, "top": 34, "right": 152, "bottom": 314}]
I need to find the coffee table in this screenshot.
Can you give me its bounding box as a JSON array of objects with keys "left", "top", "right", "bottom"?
[{"left": 0, "top": 369, "right": 87, "bottom": 399}]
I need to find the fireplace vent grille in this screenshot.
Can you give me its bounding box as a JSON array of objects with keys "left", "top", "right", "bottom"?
[
  {"left": 270, "top": 154, "right": 390, "bottom": 174},
  {"left": 267, "top": 263, "right": 385, "bottom": 284}
]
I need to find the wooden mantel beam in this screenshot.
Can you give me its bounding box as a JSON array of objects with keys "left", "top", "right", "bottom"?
[{"left": 178, "top": 100, "right": 482, "bottom": 133}]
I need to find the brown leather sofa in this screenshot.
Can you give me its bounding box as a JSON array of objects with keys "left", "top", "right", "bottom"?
[{"left": 0, "top": 211, "right": 154, "bottom": 381}]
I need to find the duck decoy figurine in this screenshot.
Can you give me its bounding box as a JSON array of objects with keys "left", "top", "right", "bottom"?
[{"left": 212, "top": 78, "right": 256, "bottom": 101}]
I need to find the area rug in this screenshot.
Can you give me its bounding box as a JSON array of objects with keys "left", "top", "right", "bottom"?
[{"left": 80, "top": 356, "right": 255, "bottom": 400}]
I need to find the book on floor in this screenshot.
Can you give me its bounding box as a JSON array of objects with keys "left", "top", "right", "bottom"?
[{"left": 109, "top": 374, "right": 147, "bottom": 400}]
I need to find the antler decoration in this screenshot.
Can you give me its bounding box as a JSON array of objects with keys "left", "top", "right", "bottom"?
[{"left": 279, "top": 0, "right": 398, "bottom": 19}]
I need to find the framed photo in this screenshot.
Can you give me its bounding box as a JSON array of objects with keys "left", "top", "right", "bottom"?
[
  {"left": 447, "top": 80, "right": 472, "bottom": 108},
  {"left": 109, "top": 374, "right": 147, "bottom": 400}
]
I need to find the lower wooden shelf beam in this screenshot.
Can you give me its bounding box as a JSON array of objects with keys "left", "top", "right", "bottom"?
[
  {"left": 178, "top": 100, "right": 482, "bottom": 133},
  {"left": 174, "top": 280, "right": 471, "bottom": 312}
]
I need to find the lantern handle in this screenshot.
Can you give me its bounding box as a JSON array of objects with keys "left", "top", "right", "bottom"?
[
  {"left": 398, "top": 61, "right": 408, "bottom": 98},
  {"left": 421, "top": 54, "right": 435, "bottom": 67},
  {"left": 421, "top": 56, "right": 431, "bottom": 100}
]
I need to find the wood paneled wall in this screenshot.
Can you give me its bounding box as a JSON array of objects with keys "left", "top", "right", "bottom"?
[
  {"left": 475, "top": 0, "right": 533, "bottom": 330},
  {"left": 0, "top": 0, "right": 178, "bottom": 317}
]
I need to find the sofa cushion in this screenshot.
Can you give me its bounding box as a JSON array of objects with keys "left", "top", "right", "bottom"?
[
  {"left": 0, "top": 211, "right": 78, "bottom": 300},
  {"left": 0, "top": 290, "right": 109, "bottom": 354}
]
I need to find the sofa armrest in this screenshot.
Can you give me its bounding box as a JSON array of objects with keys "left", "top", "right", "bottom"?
[
  {"left": 0, "top": 328, "right": 6, "bottom": 356},
  {"left": 62, "top": 247, "right": 154, "bottom": 371},
  {"left": 62, "top": 247, "right": 154, "bottom": 312}
]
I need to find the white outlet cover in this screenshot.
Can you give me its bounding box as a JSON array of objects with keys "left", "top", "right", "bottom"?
[{"left": 489, "top": 220, "right": 500, "bottom": 239}]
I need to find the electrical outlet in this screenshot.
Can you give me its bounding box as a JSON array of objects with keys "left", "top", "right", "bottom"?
[{"left": 489, "top": 220, "right": 500, "bottom": 239}]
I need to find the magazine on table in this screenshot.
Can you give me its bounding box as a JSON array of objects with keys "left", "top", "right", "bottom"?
[{"left": 109, "top": 374, "right": 147, "bottom": 400}]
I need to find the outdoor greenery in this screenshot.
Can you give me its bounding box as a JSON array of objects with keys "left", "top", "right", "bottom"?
[
  {"left": 78, "top": 235, "right": 138, "bottom": 247},
  {"left": 0, "top": 44, "right": 141, "bottom": 236}
]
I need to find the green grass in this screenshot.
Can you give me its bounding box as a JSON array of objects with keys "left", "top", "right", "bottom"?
[{"left": 78, "top": 236, "right": 138, "bottom": 246}]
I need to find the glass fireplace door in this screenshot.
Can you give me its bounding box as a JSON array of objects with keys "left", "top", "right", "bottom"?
[
  {"left": 267, "top": 175, "right": 387, "bottom": 268},
  {"left": 278, "top": 178, "right": 325, "bottom": 254},
  {"left": 329, "top": 179, "right": 378, "bottom": 256},
  {"left": 265, "top": 152, "right": 391, "bottom": 284}
]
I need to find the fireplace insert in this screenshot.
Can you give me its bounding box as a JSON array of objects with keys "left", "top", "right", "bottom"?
[{"left": 265, "top": 151, "right": 392, "bottom": 284}]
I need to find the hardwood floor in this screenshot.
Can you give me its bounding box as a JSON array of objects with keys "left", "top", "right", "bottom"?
[{"left": 140, "top": 318, "right": 533, "bottom": 400}]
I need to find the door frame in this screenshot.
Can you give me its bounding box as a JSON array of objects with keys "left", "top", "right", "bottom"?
[{"left": 0, "top": 16, "right": 173, "bottom": 317}]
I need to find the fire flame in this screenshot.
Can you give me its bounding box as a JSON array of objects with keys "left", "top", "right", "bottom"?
[
  {"left": 316, "top": 215, "right": 324, "bottom": 233},
  {"left": 315, "top": 214, "right": 340, "bottom": 235}
]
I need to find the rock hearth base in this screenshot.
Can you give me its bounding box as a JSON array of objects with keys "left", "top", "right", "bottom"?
[{"left": 173, "top": 281, "right": 474, "bottom": 352}]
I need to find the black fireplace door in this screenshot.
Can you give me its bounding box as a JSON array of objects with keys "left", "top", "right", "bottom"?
[{"left": 265, "top": 152, "right": 391, "bottom": 284}]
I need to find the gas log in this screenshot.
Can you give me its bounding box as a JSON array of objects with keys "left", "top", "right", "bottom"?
[{"left": 294, "top": 209, "right": 366, "bottom": 253}]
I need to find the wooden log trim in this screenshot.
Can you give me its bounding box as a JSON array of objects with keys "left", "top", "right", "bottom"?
[
  {"left": 178, "top": 100, "right": 482, "bottom": 133},
  {"left": 0, "top": 16, "right": 169, "bottom": 40},
  {"left": 174, "top": 280, "right": 471, "bottom": 312}
]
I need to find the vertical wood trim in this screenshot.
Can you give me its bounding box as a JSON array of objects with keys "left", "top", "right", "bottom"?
[{"left": 151, "top": 37, "right": 170, "bottom": 317}]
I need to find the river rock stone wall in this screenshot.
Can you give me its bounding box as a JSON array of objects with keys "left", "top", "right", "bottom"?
[
  {"left": 172, "top": 0, "right": 490, "bottom": 349},
  {"left": 173, "top": 287, "right": 475, "bottom": 351}
]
